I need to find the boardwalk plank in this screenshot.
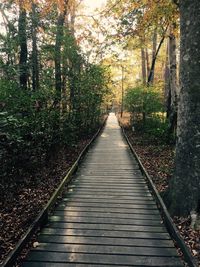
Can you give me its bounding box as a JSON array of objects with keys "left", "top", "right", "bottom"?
[
  {"left": 25, "top": 251, "right": 182, "bottom": 266},
  {"left": 31, "top": 243, "right": 178, "bottom": 256},
  {"left": 47, "top": 222, "right": 167, "bottom": 232},
  {"left": 61, "top": 198, "right": 155, "bottom": 205},
  {"left": 37, "top": 235, "right": 174, "bottom": 247},
  {"left": 61, "top": 194, "right": 154, "bottom": 200},
  {"left": 41, "top": 228, "right": 170, "bottom": 239},
  {"left": 49, "top": 216, "right": 161, "bottom": 226},
  {"left": 53, "top": 211, "right": 160, "bottom": 220},
  {"left": 68, "top": 185, "right": 148, "bottom": 190},
  {"left": 57, "top": 202, "right": 157, "bottom": 209},
  {"left": 55, "top": 206, "right": 160, "bottom": 215}
]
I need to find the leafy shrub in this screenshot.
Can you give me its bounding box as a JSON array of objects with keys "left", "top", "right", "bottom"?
[
  {"left": 124, "top": 85, "right": 164, "bottom": 118},
  {"left": 124, "top": 84, "right": 169, "bottom": 140}
]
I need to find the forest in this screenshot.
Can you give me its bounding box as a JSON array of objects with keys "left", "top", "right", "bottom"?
[{"left": 0, "top": 0, "right": 200, "bottom": 265}]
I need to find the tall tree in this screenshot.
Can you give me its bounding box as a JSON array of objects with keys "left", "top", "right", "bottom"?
[
  {"left": 55, "top": 0, "right": 68, "bottom": 102},
  {"left": 167, "top": 24, "right": 178, "bottom": 135},
  {"left": 18, "top": 0, "right": 28, "bottom": 89},
  {"left": 31, "top": 1, "right": 39, "bottom": 90},
  {"left": 147, "top": 26, "right": 168, "bottom": 86},
  {"left": 141, "top": 47, "right": 146, "bottom": 85},
  {"left": 169, "top": 0, "right": 200, "bottom": 216},
  {"left": 145, "top": 48, "right": 150, "bottom": 78},
  {"left": 150, "top": 28, "right": 157, "bottom": 83}
]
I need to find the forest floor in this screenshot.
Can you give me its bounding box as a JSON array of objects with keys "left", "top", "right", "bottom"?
[
  {"left": 118, "top": 112, "right": 200, "bottom": 265},
  {"left": 0, "top": 125, "right": 103, "bottom": 265}
]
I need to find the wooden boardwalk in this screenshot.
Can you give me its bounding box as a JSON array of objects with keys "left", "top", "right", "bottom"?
[{"left": 23, "top": 113, "right": 183, "bottom": 267}]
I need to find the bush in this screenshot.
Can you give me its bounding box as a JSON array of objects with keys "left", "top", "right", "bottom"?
[
  {"left": 124, "top": 84, "right": 169, "bottom": 140},
  {"left": 124, "top": 85, "right": 164, "bottom": 118}
]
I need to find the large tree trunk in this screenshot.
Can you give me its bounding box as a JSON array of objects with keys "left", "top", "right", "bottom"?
[
  {"left": 31, "top": 2, "right": 39, "bottom": 91},
  {"left": 18, "top": 3, "right": 28, "bottom": 89},
  {"left": 169, "top": 0, "right": 200, "bottom": 216},
  {"left": 141, "top": 47, "right": 146, "bottom": 85}
]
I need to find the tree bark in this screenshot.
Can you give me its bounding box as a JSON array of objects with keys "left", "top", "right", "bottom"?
[
  {"left": 164, "top": 41, "right": 171, "bottom": 118},
  {"left": 55, "top": 2, "right": 68, "bottom": 102},
  {"left": 169, "top": 0, "right": 200, "bottom": 216},
  {"left": 141, "top": 47, "right": 146, "bottom": 85},
  {"left": 145, "top": 48, "right": 150, "bottom": 78},
  {"left": 168, "top": 25, "right": 178, "bottom": 134},
  {"left": 147, "top": 32, "right": 166, "bottom": 86},
  {"left": 151, "top": 29, "right": 157, "bottom": 83},
  {"left": 18, "top": 3, "right": 28, "bottom": 89},
  {"left": 31, "top": 2, "right": 39, "bottom": 90}
]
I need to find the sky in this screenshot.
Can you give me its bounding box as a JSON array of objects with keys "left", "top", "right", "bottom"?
[
  {"left": 83, "top": 0, "right": 107, "bottom": 9},
  {"left": 0, "top": 0, "right": 108, "bottom": 33},
  {"left": 83, "top": 0, "right": 107, "bottom": 13}
]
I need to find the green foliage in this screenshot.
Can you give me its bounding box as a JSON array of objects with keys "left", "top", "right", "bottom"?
[
  {"left": 124, "top": 85, "right": 168, "bottom": 139},
  {"left": 0, "top": 62, "right": 109, "bottom": 180},
  {"left": 0, "top": 3, "right": 110, "bottom": 184},
  {"left": 124, "top": 85, "right": 164, "bottom": 115}
]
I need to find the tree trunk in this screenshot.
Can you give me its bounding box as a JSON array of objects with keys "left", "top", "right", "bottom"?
[
  {"left": 168, "top": 26, "right": 178, "bottom": 135},
  {"left": 18, "top": 3, "right": 28, "bottom": 89},
  {"left": 168, "top": 0, "right": 200, "bottom": 216},
  {"left": 70, "top": 1, "right": 76, "bottom": 37},
  {"left": 147, "top": 33, "right": 166, "bottom": 86},
  {"left": 55, "top": 3, "right": 67, "bottom": 102},
  {"left": 31, "top": 2, "right": 39, "bottom": 91},
  {"left": 164, "top": 41, "right": 171, "bottom": 118},
  {"left": 55, "top": 14, "right": 65, "bottom": 100},
  {"left": 145, "top": 48, "right": 150, "bottom": 78},
  {"left": 141, "top": 48, "right": 146, "bottom": 85},
  {"left": 151, "top": 29, "right": 157, "bottom": 83}
]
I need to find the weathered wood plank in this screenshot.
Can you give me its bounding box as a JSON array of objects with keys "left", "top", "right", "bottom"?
[
  {"left": 65, "top": 192, "right": 152, "bottom": 198},
  {"left": 58, "top": 202, "right": 156, "bottom": 209},
  {"left": 41, "top": 228, "right": 170, "bottom": 239},
  {"left": 55, "top": 206, "right": 160, "bottom": 215},
  {"left": 47, "top": 222, "right": 167, "bottom": 232},
  {"left": 25, "top": 251, "right": 182, "bottom": 266},
  {"left": 62, "top": 198, "right": 155, "bottom": 205},
  {"left": 53, "top": 211, "right": 161, "bottom": 220},
  {"left": 23, "top": 263, "right": 131, "bottom": 267},
  {"left": 49, "top": 216, "right": 161, "bottom": 226},
  {"left": 68, "top": 186, "right": 149, "bottom": 192},
  {"left": 38, "top": 235, "right": 174, "bottom": 247},
  {"left": 71, "top": 179, "right": 147, "bottom": 185},
  {"left": 61, "top": 194, "right": 154, "bottom": 201},
  {"left": 68, "top": 184, "right": 148, "bottom": 189},
  {"left": 31, "top": 242, "right": 178, "bottom": 257}
]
